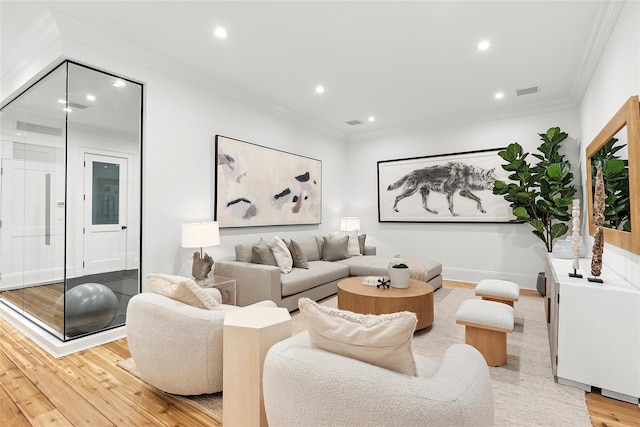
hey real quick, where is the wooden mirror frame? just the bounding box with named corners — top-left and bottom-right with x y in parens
top-left (585, 95), bottom-right (640, 254)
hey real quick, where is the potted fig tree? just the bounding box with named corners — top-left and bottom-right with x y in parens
top-left (493, 127), bottom-right (577, 252)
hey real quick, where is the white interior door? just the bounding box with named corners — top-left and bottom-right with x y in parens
top-left (0, 158), bottom-right (65, 289)
top-left (83, 153), bottom-right (128, 275)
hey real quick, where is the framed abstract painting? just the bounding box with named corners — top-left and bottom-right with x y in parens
top-left (378, 148), bottom-right (513, 223)
top-left (215, 135), bottom-right (322, 228)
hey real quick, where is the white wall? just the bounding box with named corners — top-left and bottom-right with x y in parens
top-left (346, 108), bottom-right (582, 289)
top-left (579, 0), bottom-right (640, 285)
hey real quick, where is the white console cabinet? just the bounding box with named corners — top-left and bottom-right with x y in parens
top-left (546, 254), bottom-right (640, 403)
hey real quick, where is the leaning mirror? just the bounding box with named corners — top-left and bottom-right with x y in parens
top-left (585, 95), bottom-right (640, 254)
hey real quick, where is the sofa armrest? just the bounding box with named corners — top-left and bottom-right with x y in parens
top-left (214, 260), bottom-right (282, 307)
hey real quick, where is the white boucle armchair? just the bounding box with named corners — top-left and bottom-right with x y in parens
top-left (263, 331), bottom-right (494, 427)
top-left (126, 291), bottom-right (276, 395)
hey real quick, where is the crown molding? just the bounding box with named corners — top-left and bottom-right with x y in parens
top-left (346, 98), bottom-right (579, 143)
top-left (48, 9), bottom-right (346, 141)
top-left (569, 0), bottom-right (625, 105)
top-left (1, 8), bottom-right (61, 102)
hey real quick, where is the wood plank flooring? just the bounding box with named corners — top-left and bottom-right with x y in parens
top-left (0, 282), bottom-right (639, 426)
top-left (0, 315), bottom-right (221, 426)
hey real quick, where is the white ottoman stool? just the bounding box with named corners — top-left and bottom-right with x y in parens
top-left (475, 279), bottom-right (520, 307)
top-left (455, 299), bottom-right (514, 366)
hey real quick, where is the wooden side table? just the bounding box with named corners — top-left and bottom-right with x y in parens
top-left (223, 305), bottom-right (292, 427)
top-left (338, 276), bottom-right (434, 330)
top-left (196, 274), bottom-right (236, 305)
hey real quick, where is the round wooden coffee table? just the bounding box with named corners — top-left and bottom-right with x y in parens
top-left (337, 276), bottom-right (434, 330)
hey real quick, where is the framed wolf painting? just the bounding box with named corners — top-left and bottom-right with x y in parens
top-left (215, 135), bottom-right (322, 228)
top-left (378, 148), bottom-right (514, 223)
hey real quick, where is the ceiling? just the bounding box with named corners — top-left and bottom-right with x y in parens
top-left (0, 1), bottom-right (617, 138)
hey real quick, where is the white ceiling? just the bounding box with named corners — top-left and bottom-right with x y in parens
top-left (0, 1), bottom-right (618, 138)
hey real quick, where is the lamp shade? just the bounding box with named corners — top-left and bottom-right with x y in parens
top-left (182, 221), bottom-right (220, 248)
top-left (340, 217), bottom-right (360, 232)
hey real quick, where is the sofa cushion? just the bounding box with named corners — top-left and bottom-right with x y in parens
top-left (358, 233), bottom-right (367, 255)
top-left (269, 236), bottom-right (293, 274)
top-left (252, 238), bottom-right (278, 266)
top-left (147, 274), bottom-right (220, 309)
top-left (235, 243), bottom-right (253, 263)
top-left (281, 261), bottom-right (349, 297)
top-left (336, 255), bottom-right (443, 282)
top-left (294, 236), bottom-right (321, 261)
top-left (298, 298), bottom-right (417, 376)
top-left (322, 235), bottom-right (349, 261)
top-left (331, 230), bottom-right (361, 257)
top-left (286, 239), bottom-right (309, 269)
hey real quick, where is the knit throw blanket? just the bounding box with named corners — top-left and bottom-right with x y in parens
top-left (403, 256), bottom-right (428, 282)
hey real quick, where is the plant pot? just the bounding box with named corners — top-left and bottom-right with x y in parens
top-left (388, 267), bottom-right (410, 289)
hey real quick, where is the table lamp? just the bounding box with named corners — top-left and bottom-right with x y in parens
top-left (182, 221), bottom-right (220, 281)
top-left (340, 217), bottom-right (360, 232)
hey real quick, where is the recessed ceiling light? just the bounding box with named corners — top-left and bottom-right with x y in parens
top-left (214, 27), bottom-right (228, 39)
top-left (63, 107), bottom-right (72, 112)
top-left (315, 85), bottom-right (325, 94)
top-left (495, 92), bottom-right (504, 100)
top-left (57, 99), bottom-right (66, 104)
top-left (368, 116), bottom-right (376, 122)
top-left (113, 80), bottom-right (126, 88)
top-left (86, 94), bottom-right (96, 101)
top-left (478, 40), bottom-right (490, 51)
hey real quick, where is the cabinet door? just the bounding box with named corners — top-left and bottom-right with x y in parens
top-left (557, 282), bottom-right (640, 397)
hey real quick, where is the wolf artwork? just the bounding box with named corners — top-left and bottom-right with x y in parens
top-left (387, 162), bottom-right (497, 217)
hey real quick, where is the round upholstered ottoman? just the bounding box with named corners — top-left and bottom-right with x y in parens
top-left (53, 283), bottom-right (119, 336)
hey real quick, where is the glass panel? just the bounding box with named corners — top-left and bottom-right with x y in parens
top-left (0, 62), bottom-right (67, 340)
top-left (92, 161), bottom-right (120, 225)
top-left (63, 62), bottom-right (142, 339)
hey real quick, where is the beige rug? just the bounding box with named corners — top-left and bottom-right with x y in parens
top-left (118, 286), bottom-right (590, 426)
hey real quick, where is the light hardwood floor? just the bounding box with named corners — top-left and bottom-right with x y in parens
top-left (1, 283), bottom-right (639, 426)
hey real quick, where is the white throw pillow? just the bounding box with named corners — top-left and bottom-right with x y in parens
top-left (331, 230), bottom-right (361, 257)
top-left (269, 236), bottom-right (293, 273)
top-left (147, 274), bottom-right (220, 309)
top-left (298, 298), bottom-right (417, 376)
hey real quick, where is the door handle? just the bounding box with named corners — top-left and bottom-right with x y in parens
top-left (122, 225), bottom-right (128, 230)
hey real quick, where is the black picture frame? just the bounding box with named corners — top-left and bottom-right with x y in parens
top-left (215, 135), bottom-right (322, 228)
top-left (377, 148), bottom-right (513, 223)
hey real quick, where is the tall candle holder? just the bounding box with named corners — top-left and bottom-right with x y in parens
top-left (569, 199), bottom-right (583, 278)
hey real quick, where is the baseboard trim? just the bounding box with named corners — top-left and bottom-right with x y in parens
top-left (0, 299), bottom-right (125, 358)
top-left (443, 267), bottom-right (538, 291)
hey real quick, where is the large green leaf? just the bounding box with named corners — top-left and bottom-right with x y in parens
top-left (551, 223), bottom-right (569, 239)
top-left (513, 206), bottom-right (530, 220)
top-left (493, 180), bottom-right (508, 194)
top-left (529, 218), bottom-right (545, 233)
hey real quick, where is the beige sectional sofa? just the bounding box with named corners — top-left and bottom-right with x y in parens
top-left (214, 235), bottom-right (442, 312)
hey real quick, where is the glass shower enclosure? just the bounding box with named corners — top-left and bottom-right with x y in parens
top-left (0, 60), bottom-right (142, 344)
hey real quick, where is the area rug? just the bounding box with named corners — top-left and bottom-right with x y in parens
top-left (119, 285), bottom-right (591, 426)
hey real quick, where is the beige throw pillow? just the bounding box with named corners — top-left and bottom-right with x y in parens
top-left (298, 298), bottom-right (417, 376)
top-left (331, 230), bottom-right (361, 257)
top-left (252, 238), bottom-right (278, 266)
top-left (286, 239), bottom-right (309, 269)
top-left (358, 233), bottom-right (367, 255)
top-left (269, 236), bottom-right (293, 273)
top-left (322, 235), bottom-right (349, 261)
top-left (147, 274), bottom-right (220, 309)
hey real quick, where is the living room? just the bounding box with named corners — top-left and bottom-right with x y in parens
top-left (1, 1), bottom-right (640, 426)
